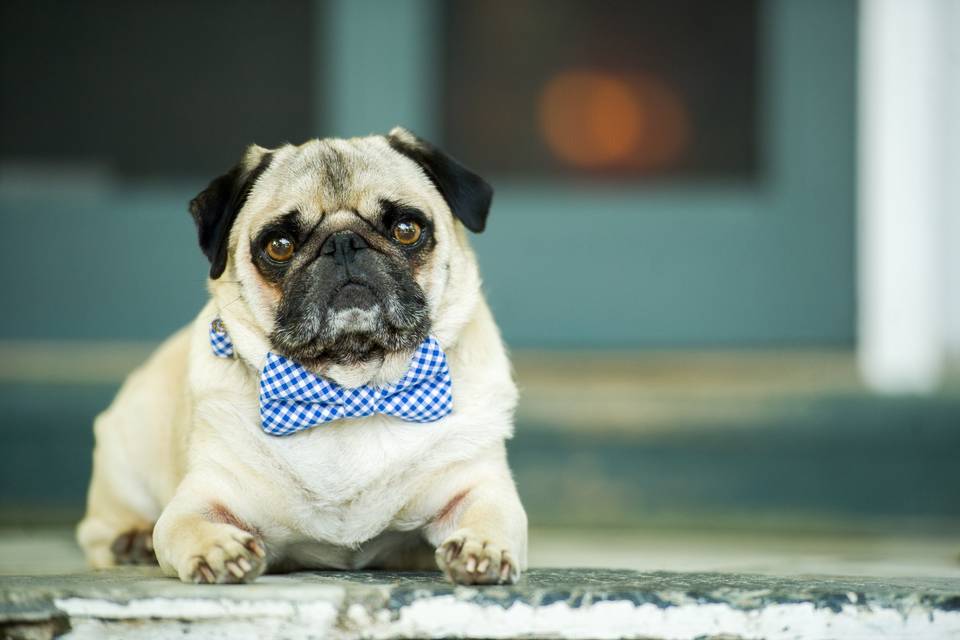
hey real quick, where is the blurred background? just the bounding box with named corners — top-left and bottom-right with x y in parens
top-left (1, 0), bottom-right (958, 575)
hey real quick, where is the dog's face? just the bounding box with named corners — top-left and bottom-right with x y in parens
top-left (189, 128), bottom-right (492, 369)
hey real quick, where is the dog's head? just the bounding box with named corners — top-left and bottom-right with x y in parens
top-left (189, 128), bottom-right (491, 373)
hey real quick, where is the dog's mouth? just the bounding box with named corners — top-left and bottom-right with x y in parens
top-left (270, 276), bottom-right (429, 368)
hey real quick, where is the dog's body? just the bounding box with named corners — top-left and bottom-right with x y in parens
top-left (77, 129), bottom-right (527, 584)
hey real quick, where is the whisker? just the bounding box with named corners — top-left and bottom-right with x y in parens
top-left (218, 294), bottom-right (245, 310)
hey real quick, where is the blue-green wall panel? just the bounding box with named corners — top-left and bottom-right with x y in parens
top-left (318, 0), bottom-right (858, 347)
top-left (0, 0), bottom-right (856, 347)
top-left (323, 0), bottom-right (438, 138)
top-left (0, 188), bottom-right (208, 340)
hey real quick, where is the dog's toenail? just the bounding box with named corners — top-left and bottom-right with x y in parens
top-left (200, 565), bottom-right (215, 583)
top-left (226, 561), bottom-right (244, 579)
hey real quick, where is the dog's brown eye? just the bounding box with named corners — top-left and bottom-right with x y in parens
top-left (392, 220), bottom-right (422, 245)
top-left (265, 236), bottom-right (295, 262)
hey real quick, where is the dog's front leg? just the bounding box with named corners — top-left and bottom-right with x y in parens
top-left (153, 473), bottom-right (267, 583)
top-left (421, 452), bottom-right (528, 585)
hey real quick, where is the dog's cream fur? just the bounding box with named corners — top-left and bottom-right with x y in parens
top-left (77, 130), bottom-right (527, 584)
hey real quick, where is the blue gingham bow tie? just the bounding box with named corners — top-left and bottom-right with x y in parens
top-left (209, 317), bottom-right (453, 436)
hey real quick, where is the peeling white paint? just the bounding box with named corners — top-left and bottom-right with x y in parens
top-left (45, 591), bottom-right (960, 639)
top-left (55, 597), bottom-right (339, 640)
top-left (63, 618), bottom-right (334, 640)
top-left (55, 596), bottom-right (298, 619)
top-left (354, 596), bottom-right (960, 640)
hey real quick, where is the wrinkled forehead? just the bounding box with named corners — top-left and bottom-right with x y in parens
top-left (249, 136), bottom-right (436, 224)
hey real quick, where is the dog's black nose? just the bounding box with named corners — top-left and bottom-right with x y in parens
top-left (321, 231), bottom-right (368, 266)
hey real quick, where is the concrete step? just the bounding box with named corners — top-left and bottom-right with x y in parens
top-left (2, 568), bottom-right (959, 640)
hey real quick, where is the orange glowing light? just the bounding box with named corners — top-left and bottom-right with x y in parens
top-left (539, 71), bottom-right (644, 168)
top-left (538, 69), bottom-right (690, 172)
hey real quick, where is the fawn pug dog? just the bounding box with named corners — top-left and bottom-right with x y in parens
top-left (77, 128), bottom-right (527, 585)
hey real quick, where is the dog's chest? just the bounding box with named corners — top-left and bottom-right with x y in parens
top-left (260, 417), bottom-right (451, 543)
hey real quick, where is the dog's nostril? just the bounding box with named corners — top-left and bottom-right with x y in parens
top-left (321, 231), bottom-right (368, 265)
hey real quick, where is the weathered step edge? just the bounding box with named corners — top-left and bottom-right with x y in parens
top-left (2, 569), bottom-right (959, 639)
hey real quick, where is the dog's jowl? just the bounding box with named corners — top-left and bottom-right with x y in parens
top-left (77, 128), bottom-right (527, 585)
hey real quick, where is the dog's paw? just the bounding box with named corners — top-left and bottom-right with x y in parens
top-left (180, 526), bottom-right (266, 584)
top-left (110, 527), bottom-right (157, 566)
top-left (436, 529), bottom-right (520, 585)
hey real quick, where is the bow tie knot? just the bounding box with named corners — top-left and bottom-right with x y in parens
top-left (209, 318), bottom-right (453, 436)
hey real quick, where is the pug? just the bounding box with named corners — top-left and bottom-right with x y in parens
top-left (76, 128), bottom-right (527, 585)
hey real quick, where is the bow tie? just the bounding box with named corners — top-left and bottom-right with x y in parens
top-left (209, 317), bottom-right (453, 436)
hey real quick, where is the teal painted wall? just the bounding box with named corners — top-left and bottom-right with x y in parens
top-left (0, 0), bottom-right (856, 348)
top-left (11, 2), bottom-right (947, 530)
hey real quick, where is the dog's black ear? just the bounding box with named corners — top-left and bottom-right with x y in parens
top-left (189, 146), bottom-right (274, 279)
top-left (387, 127), bottom-right (493, 233)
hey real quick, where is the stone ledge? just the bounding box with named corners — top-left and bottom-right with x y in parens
top-left (2, 568), bottom-right (959, 639)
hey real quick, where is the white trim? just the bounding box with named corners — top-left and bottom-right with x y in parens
top-left (944, 1), bottom-right (960, 365)
top-left (858, 0), bottom-right (958, 391)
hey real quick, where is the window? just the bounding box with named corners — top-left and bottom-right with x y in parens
top-left (0, 0), bottom-right (317, 178)
top-left (441, 0), bottom-right (760, 180)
